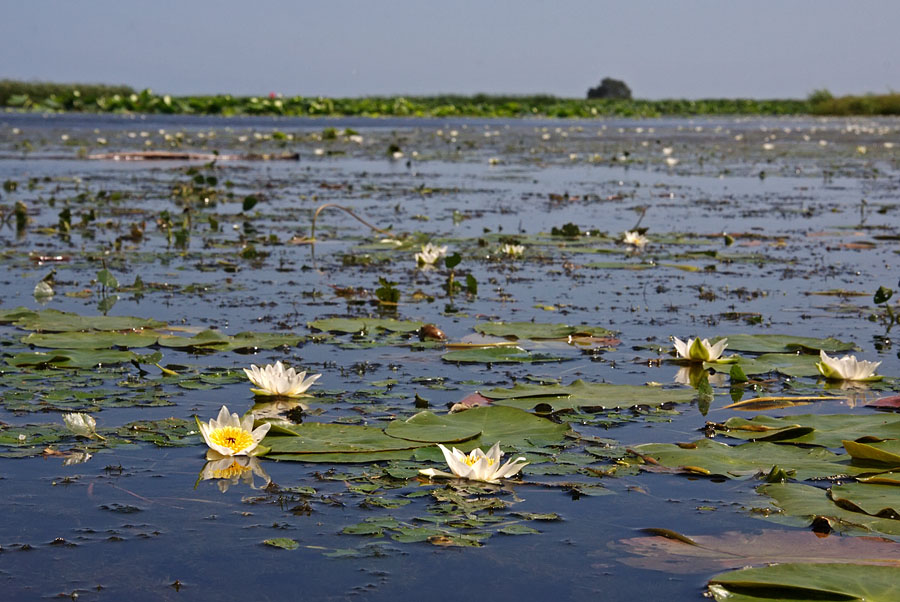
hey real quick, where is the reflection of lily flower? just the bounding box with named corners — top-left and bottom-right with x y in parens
top-left (198, 406), bottom-right (270, 457)
top-left (415, 243), bottom-right (448, 267)
top-left (673, 336), bottom-right (728, 362)
top-left (500, 243), bottom-right (525, 257)
top-left (816, 350), bottom-right (882, 382)
top-left (63, 413), bottom-right (103, 440)
top-left (199, 455), bottom-right (271, 493)
top-left (674, 366), bottom-right (728, 388)
top-left (419, 442), bottom-right (528, 484)
top-left (244, 361), bottom-right (321, 397)
top-left (623, 231), bottom-right (648, 248)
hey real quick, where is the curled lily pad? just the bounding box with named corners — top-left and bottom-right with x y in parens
top-left (758, 483), bottom-right (900, 537)
top-left (714, 414), bottom-right (900, 448)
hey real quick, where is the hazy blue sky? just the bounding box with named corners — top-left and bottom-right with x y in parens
top-left (2, 1), bottom-right (897, 99)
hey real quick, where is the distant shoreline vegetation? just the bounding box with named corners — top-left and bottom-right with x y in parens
top-left (1, 80), bottom-right (898, 118)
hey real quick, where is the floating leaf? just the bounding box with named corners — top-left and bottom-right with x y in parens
top-left (307, 318), bottom-right (423, 334)
top-left (843, 439), bottom-right (900, 467)
top-left (628, 439), bottom-right (868, 481)
top-left (716, 334), bottom-right (856, 354)
top-left (481, 379), bottom-right (696, 412)
top-left (385, 406), bottom-right (569, 448)
top-left (8, 349), bottom-right (138, 369)
top-left (619, 528), bottom-right (900, 573)
top-left (708, 563), bottom-right (900, 602)
top-left (442, 346), bottom-right (567, 364)
top-left (829, 482), bottom-right (900, 518)
top-left (713, 414), bottom-right (900, 448)
top-left (263, 538), bottom-right (299, 550)
top-left (473, 321), bottom-right (615, 340)
top-left (9, 308), bottom-right (165, 332)
top-left (264, 423), bottom-right (427, 455)
top-left (757, 483), bottom-right (900, 537)
top-left (21, 331), bottom-right (159, 349)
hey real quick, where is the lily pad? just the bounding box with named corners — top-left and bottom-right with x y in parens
top-left (308, 318), bottom-right (423, 334)
top-left (708, 353), bottom-right (823, 377)
top-left (757, 483), bottom-right (900, 537)
top-left (714, 414), bottom-right (900, 448)
top-left (628, 439), bottom-right (868, 481)
top-left (264, 423), bottom-right (428, 455)
top-left (21, 331), bottom-right (160, 349)
top-left (829, 482), bottom-right (900, 518)
top-left (385, 405), bottom-right (569, 448)
top-left (708, 563), bottom-right (900, 602)
top-left (481, 379), bottom-right (696, 411)
top-left (618, 528), bottom-right (900, 573)
top-left (441, 346), bottom-right (567, 364)
top-left (473, 321), bottom-right (615, 340)
top-left (717, 334), bottom-right (856, 354)
top-left (7, 349), bottom-right (139, 369)
top-left (10, 308), bottom-right (165, 332)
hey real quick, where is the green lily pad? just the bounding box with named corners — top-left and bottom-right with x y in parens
top-left (263, 538), bottom-right (299, 550)
top-left (441, 346), bottom-right (567, 364)
top-left (757, 483), bottom-right (900, 537)
top-left (717, 334), bottom-right (856, 354)
top-left (21, 331), bottom-right (160, 349)
top-left (267, 450), bottom-right (415, 463)
top-left (708, 353), bottom-right (823, 377)
top-left (708, 563), bottom-right (900, 602)
top-left (714, 414), bottom-right (900, 448)
top-left (629, 439), bottom-right (868, 481)
top-left (8, 349), bottom-right (139, 369)
top-left (264, 422), bottom-right (428, 455)
top-left (308, 318), bottom-right (423, 334)
top-left (829, 482), bottom-right (900, 518)
top-left (10, 308), bottom-right (166, 332)
top-left (474, 321), bottom-right (615, 340)
top-left (481, 379), bottom-right (696, 411)
top-left (385, 405), bottom-right (569, 448)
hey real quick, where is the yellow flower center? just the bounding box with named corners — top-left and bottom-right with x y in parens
top-left (208, 426), bottom-right (255, 454)
top-left (211, 460), bottom-right (250, 479)
top-left (463, 451), bottom-right (495, 467)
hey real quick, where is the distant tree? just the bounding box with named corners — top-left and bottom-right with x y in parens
top-left (587, 78), bottom-right (632, 100)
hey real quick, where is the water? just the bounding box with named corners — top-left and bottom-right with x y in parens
top-left (0, 112), bottom-right (898, 600)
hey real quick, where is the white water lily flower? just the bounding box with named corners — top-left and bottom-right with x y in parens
top-left (63, 413), bottom-right (100, 439)
top-left (199, 455), bottom-right (271, 493)
top-left (673, 336), bottom-right (728, 362)
top-left (419, 442), bottom-right (528, 484)
top-left (623, 231), bottom-right (648, 248)
top-left (415, 242), bottom-right (448, 267)
top-left (244, 361), bottom-right (321, 397)
top-left (500, 243), bottom-right (524, 256)
top-left (34, 281), bottom-right (54, 298)
top-left (197, 405), bottom-right (270, 457)
top-left (816, 350), bottom-right (882, 382)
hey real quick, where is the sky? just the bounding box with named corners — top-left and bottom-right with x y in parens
top-left (2, 1), bottom-right (898, 99)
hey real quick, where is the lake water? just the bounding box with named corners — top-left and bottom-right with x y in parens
top-left (0, 111), bottom-right (898, 601)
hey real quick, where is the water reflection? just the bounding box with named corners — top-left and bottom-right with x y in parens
top-left (198, 455), bottom-right (271, 493)
top-left (673, 365), bottom-right (727, 388)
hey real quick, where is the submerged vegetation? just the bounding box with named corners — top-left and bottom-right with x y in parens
top-left (2, 79), bottom-right (898, 117)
